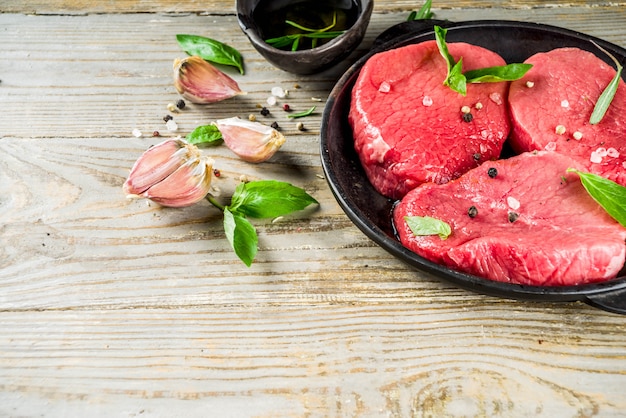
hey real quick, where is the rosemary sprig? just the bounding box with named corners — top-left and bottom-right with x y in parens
top-left (265, 12), bottom-right (344, 51)
top-left (589, 41), bottom-right (624, 125)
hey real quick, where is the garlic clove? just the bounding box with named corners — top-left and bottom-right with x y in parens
top-left (123, 138), bottom-right (190, 196)
top-left (215, 117), bottom-right (286, 163)
top-left (173, 56), bottom-right (244, 104)
top-left (143, 156), bottom-right (214, 208)
top-left (124, 138), bottom-right (213, 207)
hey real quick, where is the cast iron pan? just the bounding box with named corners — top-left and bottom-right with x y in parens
top-left (320, 20), bottom-right (626, 315)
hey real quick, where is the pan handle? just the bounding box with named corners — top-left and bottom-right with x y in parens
top-left (586, 288), bottom-right (626, 315)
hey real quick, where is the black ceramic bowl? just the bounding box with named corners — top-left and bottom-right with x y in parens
top-left (236, 0), bottom-right (374, 75)
top-left (320, 20), bottom-right (626, 315)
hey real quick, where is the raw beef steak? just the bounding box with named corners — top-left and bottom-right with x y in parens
top-left (349, 40), bottom-right (511, 200)
top-left (393, 151), bottom-right (626, 286)
top-left (508, 47), bottom-right (626, 186)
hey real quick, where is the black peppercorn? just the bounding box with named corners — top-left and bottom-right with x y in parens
top-left (488, 167), bottom-right (498, 178)
top-left (468, 206), bottom-right (478, 218)
top-left (508, 212), bottom-right (519, 223)
top-left (260, 107), bottom-right (270, 116)
top-left (271, 121), bottom-right (280, 130)
top-left (163, 114), bottom-right (173, 122)
top-left (176, 99), bottom-right (186, 109)
top-left (473, 153), bottom-right (481, 161)
top-left (462, 112), bottom-right (474, 122)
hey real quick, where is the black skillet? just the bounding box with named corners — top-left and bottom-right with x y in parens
top-left (320, 20), bottom-right (626, 315)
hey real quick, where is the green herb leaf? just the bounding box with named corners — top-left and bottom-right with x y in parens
top-left (434, 26), bottom-right (467, 96)
top-left (464, 63), bottom-right (533, 83)
top-left (176, 34), bottom-right (244, 74)
top-left (405, 216), bottom-right (452, 240)
top-left (223, 207), bottom-right (258, 267)
top-left (434, 25), bottom-right (532, 96)
top-left (230, 180), bottom-right (318, 219)
top-left (408, 0), bottom-right (433, 21)
top-left (265, 11), bottom-right (344, 51)
top-left (186, 124), bottom-right (223, 146)
top-left (567, 169), bottom-right (626, 227)
top-left (589, 42), bottom-right (623, 125)
top-left (287, 106), bottom-right (316, 119)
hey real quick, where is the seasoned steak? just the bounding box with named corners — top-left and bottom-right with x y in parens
top-left (393, 151), bottom-right (626, 286)
top-left (508, 47), bottom-right (626, 186)
top-left (349, 40), bottom-right (511, 200)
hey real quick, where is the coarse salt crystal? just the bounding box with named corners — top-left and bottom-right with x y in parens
top-left (561, 100), bottom-right (569, 108)
top-left (379, 81), bottom-right (391, 93)
top-left (595, 147), bottom-right (608, 157)
top-left (607, 147), bottom-right (620, 158)
top-left (545, 141), bottom-right (557, 151)
top-left (266, 96), bottom-right (277, 106)
top-left (590, 151), bottom-right (603, 163)
top-left (271, 86), bottom-right (286, 98)
top-left (489, 92), bottom-right (503, 105)
top-left (132, 128), bottom-right (142, 138)
top-left (507, 196), bottom-right (520, 210)
top-left (526, 80), bottom-right (535, 88)
top-left (422, 96), bottom-right (433, 106)
top-left (165, 119), bottom-right (178, 131)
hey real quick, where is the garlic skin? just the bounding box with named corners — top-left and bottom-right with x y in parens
top-left (123, 138), bottom-right (214, 208)
top-left (173, 56), bottom-right (244, 104)
top-left (215, 117), bottom-right (286, 163)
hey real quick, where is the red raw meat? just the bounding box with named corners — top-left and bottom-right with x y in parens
top-left (393, 151), bottom-right (626, 286)
top-left (349, 40), bottom-right (511, 200)
top-left (508, 47), bottom-right (626, 186)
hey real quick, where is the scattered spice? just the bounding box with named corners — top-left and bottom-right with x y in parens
top-left (296, 121), bottom-right (305, 131)
top-left (468, 206), bottom-right (478, 218)
top-left (487, 167), bottom-right (498, 178)
top-left (176, 99), bottom-right (186, 109)
top-left (267, 96), bottom-right (277, 106)
top-left (248, 114), bottom-right (257, 122)
top-left (271, 121), bottom-right (280, 130)
top-left (508, 211), bottom-right (520, 223)
top-left (167, 103), bottom-right (178, 112)
top-left (260, 107), bottom-right (270, 117)
top-left (473, 153), bottom-right (481, 161)
top-left (573, 131), bottom-right (583, 140)
top-left (153, 131), bottom-right (160, 137)
top-left (461, 105), bottom-right (471, 114)
top-left (163, 114), bottom-right (173, 122)
top-left (165, 119), bottom-right (178, 131)
top-left (132, 128), bottom-right (143, 138)
top-left (271, 86), bottom-right (286, 98)
top-left (213, 168), bottom-right (221, 177)
top-left (283, 104), bottom-right (291, 111)
top-left (475, 102), bottom-right (483, 110)
top-left (462, 112), bottom-right (474, 123)
top-left (555, 125), bottom-right (566, 135)
top-left (525, 80), bottom-right (535, 88)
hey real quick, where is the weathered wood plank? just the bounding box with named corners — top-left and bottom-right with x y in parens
top-left (2, 5), bottom-right (626, 418)
top-left (2, 0), bottom-right (626, 15)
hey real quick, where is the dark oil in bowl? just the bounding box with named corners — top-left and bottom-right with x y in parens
top-left (253, 0), bottom-right (360, 50)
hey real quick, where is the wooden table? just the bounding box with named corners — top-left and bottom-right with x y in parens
top-left (1, 1), bottom-right (626, 416)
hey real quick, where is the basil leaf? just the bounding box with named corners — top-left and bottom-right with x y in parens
top-left (589, 42), bottom-right (623, 125)
top-left (567, 169), bottom-right (626, 227)
top-left (176, 34), bottom-right (244, 74)
top-left (434, 26), bottom-right (467, 96)
top-left (287, 106), bottom-right (316, 119)
top-left (186, 124), bottom-right (223, 146)
top-left (230, 180), bottom-right (318, 219)
top-left (408, 0), bottom-right (433, 21)
top-left (464, 63), bottom-right (533, 83)
top-left (223, 207), bottom-right (258, 267)
top-left (405, 216), bottom-right (452, 240)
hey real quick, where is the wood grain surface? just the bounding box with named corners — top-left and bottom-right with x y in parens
top-left (1, 1), bottom-right (626, 417)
